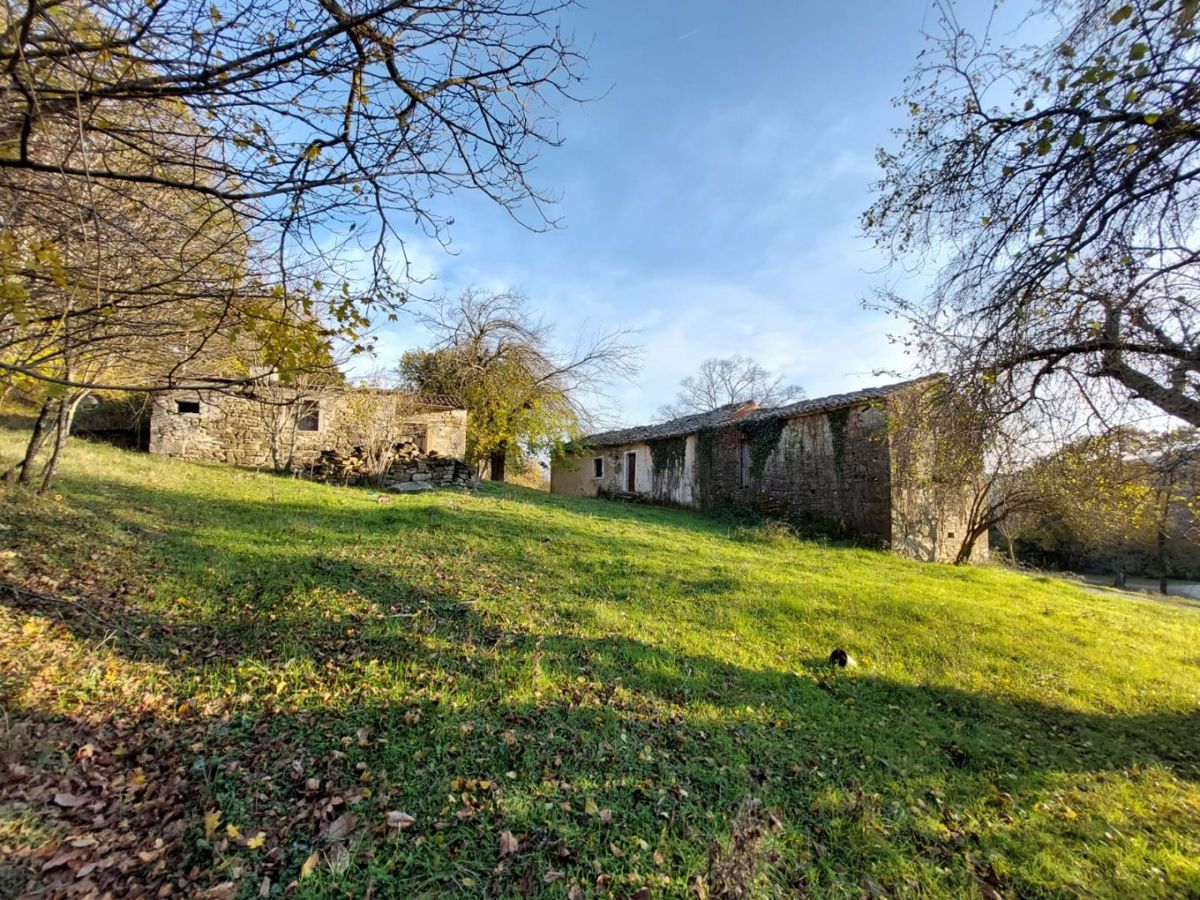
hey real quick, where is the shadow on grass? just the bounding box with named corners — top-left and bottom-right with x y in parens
top-left (3, 464), bottom-right (1199, 896)
top-left (4, 624), bottom-right (1198, 896)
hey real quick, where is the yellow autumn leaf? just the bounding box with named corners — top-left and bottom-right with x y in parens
top-left (226, 823), bottom-right (241, 839)
top-left (246, 831), bottom-right (266, 849)
top-left (204, 810), bottom-right (221, 837)
top-left (584, 797), bottom-right (599, 816)
top-left (300, 850), bottom-right (319, 879)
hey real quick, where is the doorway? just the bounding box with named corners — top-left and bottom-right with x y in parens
top-left (625, 451), bottom-right (637, 492)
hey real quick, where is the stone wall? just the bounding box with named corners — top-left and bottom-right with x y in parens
top-left (698, 405), bottom-right (893, 544)
top-left (148, 388), bottom-right (467, 470)
top-left (383, 457), bottom-right (476, 491)
top-left (550, 396), bottom-right (981, 561)
top-left (550, 436), bottom-right (697, 506)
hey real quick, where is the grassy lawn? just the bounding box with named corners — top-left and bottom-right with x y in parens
top-left (1, 426), bottom-right (1198, 898)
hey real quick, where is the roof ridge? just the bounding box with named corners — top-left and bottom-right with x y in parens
top-left (574, 376), bottom-right (938, 449)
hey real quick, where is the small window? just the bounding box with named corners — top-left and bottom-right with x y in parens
top-left (176, 400), bottom-right (200, 415)
top-left (296, 403), bottom-right (320, 432)
top-left (592, 457), bottom-right (604, 478)
top-left (739, 439), bottom-right (753, 488)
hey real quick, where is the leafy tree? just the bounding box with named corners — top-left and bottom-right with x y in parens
top-left (398, 290), bottom-right (639, 480)
top-left (1017, 427), bottom-right (1199, 587)
top-left (865, 0), bottom-right (1200, 427)
top-left (657, 356), bottom-right (804, 419)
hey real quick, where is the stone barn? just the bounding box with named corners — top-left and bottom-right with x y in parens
top-left (141, 386), bottom-right (471, 487)
top-left (550, 378), bottom-right (984, 562)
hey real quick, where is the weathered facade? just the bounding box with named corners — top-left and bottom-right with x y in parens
top-left (551, 379), bottom-right (985, 563)
top-left (146, 387), bottom-right (467, 471)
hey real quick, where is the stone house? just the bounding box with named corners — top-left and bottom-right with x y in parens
top-left (550, 378), bottom-right (985, 562)
top-left (142, 386), bottom-right (469, 485)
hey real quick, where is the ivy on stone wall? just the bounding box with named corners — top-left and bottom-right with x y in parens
top-left (740, 417), bottom-right (786, 481)
top-left (695, 427), bottom-right (717, 509)
top-left (828, 407), bottom-right (850, 475)
top-left (648, 435), bottom-right (687, 475)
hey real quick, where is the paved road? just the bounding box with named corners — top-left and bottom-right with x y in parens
top-left (1079, 574), bottom-right (1200, 601)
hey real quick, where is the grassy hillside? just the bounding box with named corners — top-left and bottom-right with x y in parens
top-left (1, 427), bottom-right (1198, 898)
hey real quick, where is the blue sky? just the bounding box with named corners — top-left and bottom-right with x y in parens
top-left (368, 0), bottom-right (962, 427)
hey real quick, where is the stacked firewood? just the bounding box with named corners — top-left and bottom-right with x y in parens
top-left (309, 439), bottom-right (442, 484)
top-left (309, 449), bottom-right (369, 484)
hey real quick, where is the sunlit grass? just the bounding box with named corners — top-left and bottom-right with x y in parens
top-left (1, 426), bottom-right (1198, 898)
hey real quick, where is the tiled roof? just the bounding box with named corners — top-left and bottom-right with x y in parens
top-left (577, 401), bottom-right (758, 448)
top-left (738, 376), bottom-right (937, 425)
top-left (577, 377), bottom-right (937, 449)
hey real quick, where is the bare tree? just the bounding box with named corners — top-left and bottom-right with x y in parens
top-left (399, 289), bottom-right (640, 481)
top-left (865, 0), bottom-right (1200, 428)
top-left (1, 0), bottom-right (582, 490)
top-left (657, 356), bottom-right (804, 419)
top-left (0, 0), bottom-right (582, 394)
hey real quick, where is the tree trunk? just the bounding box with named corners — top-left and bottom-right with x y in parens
top-left (37, 391), bottom-right (87, 495)
top-left (954, 522), bottom-right (990, 565)
top-left (6, 398), bottom-right (54, 485)
top-left (1156, 493), bottom-right (1170, 595)
top-left (488, 443), bottom-right (507, 482)
top-left (1113, 559), bottom-right (1127, 589)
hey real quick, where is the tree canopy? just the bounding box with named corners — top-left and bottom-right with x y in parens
top-left (0, 0), bottom-right (582, 489)
top-left (865, 0), bottom-right (1200, 427)
top-left (398, 289), bottom-right (639, 480)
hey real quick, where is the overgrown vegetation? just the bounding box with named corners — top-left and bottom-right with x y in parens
top-left (648, 436), bottom-right (687, 477)
top-left (1, 426), bottom-right (1198, 898)
top-left (739, 418), bottom-right (787, 483)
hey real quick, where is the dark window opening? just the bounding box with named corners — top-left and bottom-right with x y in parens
top-left (296, 403), bottom-right (320, 432)
top-left (946, 532), bottom-right (955, 539)
top-left (176, 400), bottom-right (200, 415)
top-left (592, 457), bottom-right (604, 478)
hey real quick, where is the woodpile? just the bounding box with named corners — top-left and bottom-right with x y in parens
top-left (309, 439), bottom-right (473, 488)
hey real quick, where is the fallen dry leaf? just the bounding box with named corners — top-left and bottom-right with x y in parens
top-left (246, 831), bottom-right (266, 849)
top-left (328, 842), bottom-right (351, 876)
top-left (584, 797), bottom-right (599, 816)
top-left (499, 829), bottom-right (519, 858)
top-left (326, 811), bottom-right (357, 842)
top-left (543, 870), bottom-right (565, 884)
top-left (386, 811), bottom-right (416, 830)
top-left (599, 808), bottom-right (612, 824)
top-left (568, 886), bottom-right (584, 900)
top-left (53, 792), bottom-right (87, 808)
